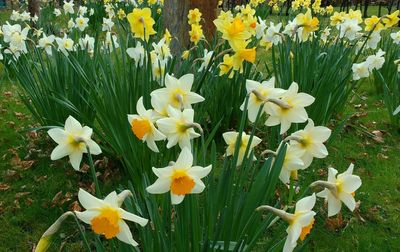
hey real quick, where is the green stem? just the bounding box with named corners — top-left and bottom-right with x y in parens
top-left (73, 214), bottom-right (92, 251)
top-left (86, 146), bottom-right (102, 198)
top-left (288, 177), bottom-right (294, 206)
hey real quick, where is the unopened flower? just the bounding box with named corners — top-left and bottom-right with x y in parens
top-left (47, 116), bottom-right (101, 170)
top-left (312, 164), bottom-right (362, 217)
top-left (257, 193), bottom-right (316, 252)
top-left (147, 148), bottom-right (212, 205)
top-left (223, 131), bottom-right (262, 166)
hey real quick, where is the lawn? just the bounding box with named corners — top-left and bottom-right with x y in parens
top-left (0, 5), bottom-right (400, 252)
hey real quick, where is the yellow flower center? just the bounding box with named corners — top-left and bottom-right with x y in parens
top-left (300, 218), bottom-right (314, 241)
top-left (91, 207), bottom-right (121, 239)
top-left (170, 88), bottom-right (187, 107)
top-left (228, 18), bottom-right (245, 36)
top-left (131, 118), bottom-right (152, 140)
top-left (170, 170), bottom-right (195, 195)
top-left (67, 135), bottom-right (86, 150)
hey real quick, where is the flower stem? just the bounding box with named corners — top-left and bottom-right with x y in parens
top-left (86, 146), bottom-right (102, 198)
top-left (288, 177), bottom-right (294, 206)
top-left (73, 213), bottom-right (92, 251)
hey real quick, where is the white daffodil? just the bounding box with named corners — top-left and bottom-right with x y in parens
top-left (257, 193), bottom-right (316, 252)
top-left (47, 116), bottom-right (101, 170)
top-left (312, 164), bottom-right (362, 217)
top-left (151, 58), bottom-right (168, 84)
top-left (75, 189), bottom-right (148, 246)
top-left (198, 49), bottom-right (214, 72)
top-left (264, 22), bottom-right (282, 45)
top-left (395, 59), bottom-right (400, 73)
top-left (38, 33), bottom-right (55, 55)
top-left (53, 8), bottom-right (62, 17)
top-left (10, 10), bottom-right (21, 21)
top-left (103, 31), bottom-right (119, 51)
top-left (265, 82), bottom-right (315, 134)
top-left (79, 34), bottom-right (95, 54)
top-left (156, 106), bottom-right (201, 149)
top-left (55, 35), bottom-right (75, 56)
top-left (352, 61), bottom-right (370, 80)
top-left (366, 49), bottom-right (385, 71)
top-left (127, 42), bottom-right (146, 66)
top-left (282, 20), bottom-right (297, 38)
top-left (240, 77), bottom-right (285, 122)
top-left (320, 27), bottom-right (331, 43)
top-left (366, 31), bottom-right (381, 50)
top-left (102, 17), bottom-right (115, 32)
top-left (127, 97), bottom-right (166, 152)
top-left (152, 38), bottom-right (172, 60)
top-left (146, 148), bottom-right (212, 205)
top-left (279, 144), bottom-right (305, 184)
top-left (222, 131), bottom-right (262, 166)
top-left (255, 17), bottom-right (267, 39)
top-left (337, 18), bottom-right (361, 41)
top-left (63, 0), bottom-right (75, 14)
top-left (75, 16), bottom-right (89, 31)
top-left (20, 11), bottom-right (31, 22)
top-left (289, 119), bottom-right (331, 168)
top-left (150, 73), bottom-right (204, 110)
top-left (2, 23), bottom-right (29, 53)
top-left (78, 6), bottom-right (88, 16)
top-left (391, 30), bottom-right (400, 44)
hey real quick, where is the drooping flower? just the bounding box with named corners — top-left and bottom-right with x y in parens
top-left (222, 131), bottom-right (262, 166)
top-left (127, 97), bottom-right (166, 152)
top-left (365, 49), bottom-right (385, 71)
top-left (279, 144), bottom-right (305, 184)
top-left (157, 106), bottom-right (201, 149)
top-left (127, 42), bottom-right (146, 66)
top-left (198, 49), bottom-right (213, 72)
top-left (146, 148), bottom-right (212, 205)
top-left (150, 73), bottom-right (204, 110)
top-left (265, 82), bottom-right (315, 134)
top-left (38, 33), bottom-right (55, 55)
top-left (312, 164), bottom-right (362, 217)
top-left (47, 116), bottom-right (101, 170)
top-left (75, 189), bottom-right (148, 245)
top-left (127, 8), bottom-right (157, 41)
top-left (257, 193), bottom-right (317, 252)
top-left (352, 62), bottom-right (370, 80)
top-left (264, 22), bottom-right (282, 45)
top-left (289, 119), bottom-right (331, 168)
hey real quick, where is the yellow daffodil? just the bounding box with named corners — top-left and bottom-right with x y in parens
top-left (219, 54), bottom-right (235, 78)
top-left (382, 10), bottom-right (399, 28)
top-left (222, 131), bottom-right (262, 166)
top-left (127, 97), bottom-right (166, 152)
top-left (330, 11), bottom-right (345, 26)
top-left (189, 24), bottom-right (204, 45)
top-left (48, 116), bottom-right (101, 171)
top-left (364, 15), bottom-right (384, 31)
top-left (214, 16), bottom-right (252, 50)
top-left (127, 8), bottom-right (156, 41)
top-left (117, 9), bottom-right (126, 20)
top-left (295, 9), bottom-right (319, 41)
top-left (164, 28), bottom-right (172, 45)
top-left (147, 148), bottom-right (212, 205)
top-left (257, 193), bottom-right (316, 252)
top-left (188, 8), bottom-right (202, 25)
top-left (312, 164), bottom-right (362, 217)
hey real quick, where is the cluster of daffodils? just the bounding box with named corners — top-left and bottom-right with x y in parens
top-left (258, 163), bottom-right (362, 252)
top-left (214, 5), bottom-right (258, 77)
top-left (188, 8), bottom-right (204, 45)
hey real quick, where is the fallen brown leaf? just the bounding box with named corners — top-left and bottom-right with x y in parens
top-left (0, 183), bottom-right (10, 191)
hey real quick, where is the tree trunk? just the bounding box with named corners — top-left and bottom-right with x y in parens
top-left (164, 0), bottom-right (191, 57)
top-left (28, 0), bottom-right (40, 18)
top-left (364, 0), bottom-right (369, 18)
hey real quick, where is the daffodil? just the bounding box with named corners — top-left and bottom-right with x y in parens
top-left (382, 10), bottom-right (399, 28)
top-left (240, 77), bottom-right (285, 122)
top-left (264, 22), bottom-right (283, 45)
top-left (365, 49), bottom-right (385, 71)
top-left (289, 119), bottom-right (331, 168)
top-left (188, 8), bottom-right (202, 25)
top-left (146, 148), bottom-right (212, 205)
top-left (75, 16), bottom-right (89, 31)
top-left (55, 35), bottom-right (74, 56)
top-left (75, 189), bottom-right (148, 245)
top-left (265, 82), bottom-right (315, 134)
top-left (47, 116), bottom-right (101, 171)
top-left (219, 54), bottom-right (235, 78)
top-left (257, 193), bottom-right (316, 252)
top-left (390, 30), bottom-right (400, 44)
top-left (128, 97), bottom-right (166, 152)
top-left (312, 164), bottom-right (362, 217)
top-left (279, 144), bottom-right (305, 184)
top-left (127, 41), bottom-right (146, 66)
top-left (364, 15), bottom-right (384, 31)
top-left (189, 24), bottom-right (204, 45)
top-left (150, 73), bottom-right (204, 110)
top-left (127, 8), bottom-right (157, 41)
top-left (157, 106), bottom-right (201, 149)
top-left (222, 131), bottom-right (262, 166)
top-left (352, 61), bottom-right (370, 80)
top-left (198, 49), bottom-right (213, 72)
top-left (214, 16), bottom-right (252, 50)
top-left (294, 9), bottom-right (319, 41)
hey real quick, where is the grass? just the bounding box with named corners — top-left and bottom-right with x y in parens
top-left (0, 5), bottom-right (400, 252)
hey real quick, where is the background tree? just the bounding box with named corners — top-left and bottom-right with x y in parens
top-left (28, 0), bottom-right (40, 18)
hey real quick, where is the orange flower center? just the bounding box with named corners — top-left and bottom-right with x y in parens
top-left (228, 18), bottom-right (245, 36)
top-left (300, 218), bottom-right (314, 241)
top-left (131, 118), bottom-right (152, 140)
top-left (250, 22), bottom-right (257, 29)
top-left (91, 207), bottom-right (121, 239)
top-left (170, 170), bottom-right (195, 195)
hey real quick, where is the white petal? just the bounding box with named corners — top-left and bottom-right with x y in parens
top-left (48, 128), bottom-right (67, 144)
top-left (175, 148), bottom-right (193, 168)
top-left (103, 191), bottom-right (119, 207)
top-left (327, 193), bottom-right (342, 217)
top-left (74, 209), bottom-right (99, 224)
top-left (120, 209), bottom-right (148, 226)
top-left (191, 179), bottom-right (206, 193)
top-left (116, 220), bottom-right (138, 246)
top-left (69, 151), bottom-right (83, 171)
top-left (340, 175), bottom-right (362, 193)
top-left (295, 193), bottom-right (316, 213)
top-left (146, 178), bottom-right (171, 194)
top-left (171, 193), bottom-right (185, 205)
top-left (86, 139), bottom-right (102, 155)
top-left (65, 115), bottom-right (82, 133)
top-left (179, 73), bottom-right (194, 90)
top-left (50, 144), bottom-right (71, 160)
top-left (188, 165), bottom-right (212, 179)
top-left (136, 97), bottom-right (147, 116)
top-left (339, 192), bottom-right (356, 211)
top-left (78, 188), bottom-right (105, 210)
